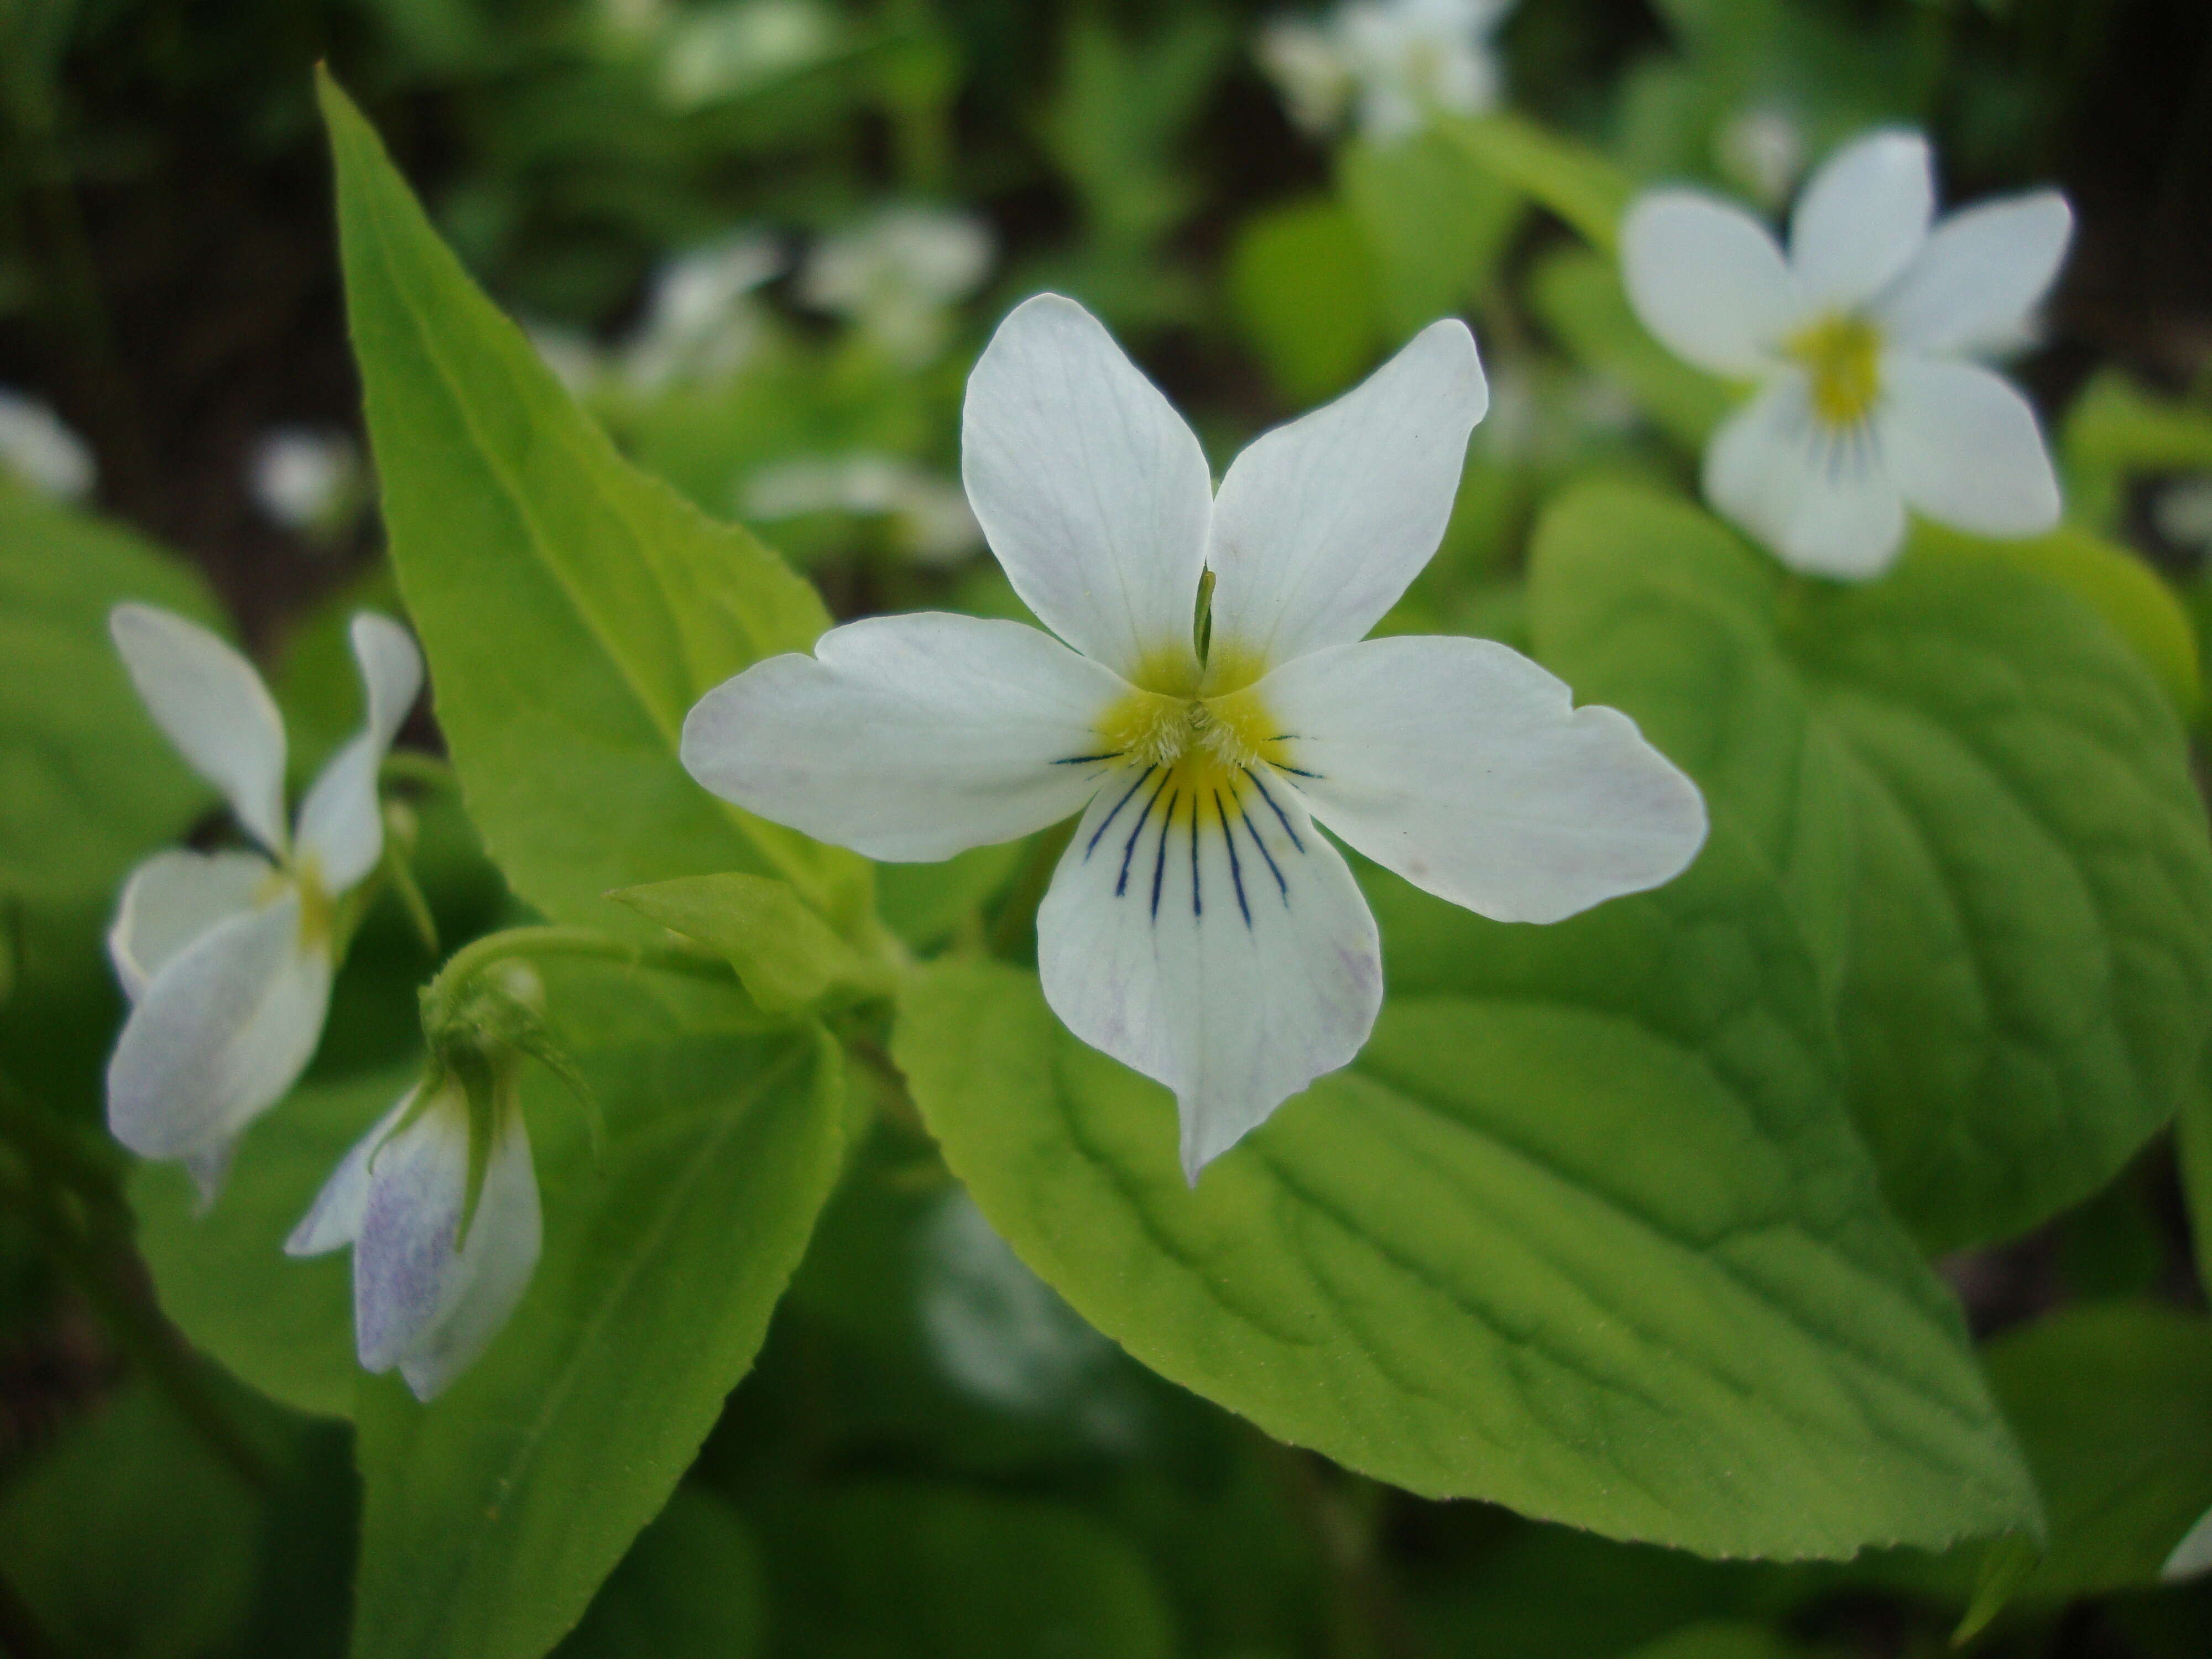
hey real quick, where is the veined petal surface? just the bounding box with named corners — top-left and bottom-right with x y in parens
top-left (1703, 374), bottom-right (1907, 579)
top-left (108, 848), bottom-right (273, 1002)
top-left (287, 1089), bottom-right (412, 1256)
top-left (1620, 192), bottom-right (1802, 377)
top-left (1878, 355), bottom-right (2063, 539)
top-left (1873, 191), bottom-right (2072, 357)
top-left (682, 612), bottom-right (1130, 862)
top-left (1257, 636), bottom-right (1708, 924)
top-left (105, 890), bottom-right (333, 1160)
top-left (295, 613), bottom-right (425, 891)
top-left (960, 294), bottom-right (1213, 681)
top-left (110, 603), bottom-right (289, 856)
top-left (1208, 320), bottom-right (1488, 666)
top-left (1037, 766), bottom-right (1383, 1180)
top-left (1788, 129), bottom-right (1933, 309)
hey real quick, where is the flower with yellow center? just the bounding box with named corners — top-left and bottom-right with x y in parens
top-left (106, 606), bottom-right (421, 1201)
top-left (1621, 128), bottom-right (2071, 578)
top-left (684, 294), bottom-right (1707, 1179)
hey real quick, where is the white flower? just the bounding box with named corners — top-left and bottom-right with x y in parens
top-left (247, 427), bottom-right (362, 534)
top-left (2156, 476), bottom-right (2212, 555)
top-left (106, 607), bottom-right (422, 1199)
top-left (619, 232), bottom-right (782, 394)
top-left (741, 452), bottom-right (983, 564)
top-left (1257, 0), bottom-right (1516, 143)
top-left (0, 387), bottom-right (96, 500)
top-left (2166, 1502), bottom-right (2212, 1582)
top-left (1714, 106), bottom-right (1804, 208)
top-left (287, 1069), bottom-right (540, 1402)
top-left (1622, 128), bottom-right (2070, 579)
top-left (799, 207), bottom-right (994, 368)
top-left (658, 0), bottom-right (839, 110)
top-left (683, 295), bottom-right (1706, 1180)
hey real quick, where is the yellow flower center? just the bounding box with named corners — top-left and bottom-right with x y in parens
top-left (1094, 645), bottom-right (1290, 803)
top-left (1786, 311), bottom-right (1884, 427)
top-left (258, 854), bottom-right (335, 954)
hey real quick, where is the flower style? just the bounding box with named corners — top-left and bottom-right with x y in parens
top-left (682, 295), bottom-right (1707, 1179)
top-left (1257, 0), bottom-right (1517, 143)
top-left (288, 1065), bottom-right (540, 1402)
top-left (106, 606), bottom-right (422, 1198)
top-left (1621, 127), bottom-right (2070, 579)
top-left (799, 206), bottom-right (995, 369)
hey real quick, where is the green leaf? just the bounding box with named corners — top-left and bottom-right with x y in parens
top-left (2178, 1061), bottom-right (2212, 1293)
top-left (1530, 481), bottom-right (2212, 1251)
top-left (555, 1486), bottom-right (763, 1659)
top-left (609, 873), bottom-right (888, 1012)
top-left (2059, 370), bottom-right (2212, 533)
top-left (132, 1063), bottom-right (416, 1421)
top-left (1443, 112), bottom-right (1633, 254)
top-left (895, 840), bottom-right (2039, 1559)
top-left (1980, 1303), bottom-right (2212, 1599)
top-left (1528, 245), bottom-right (1736, 452)
top-left (350, 995), bottom-right (844, 1659)
top-left (318, 72), bottom-right (864, 935)
top-left (1338, 129), bottom-right (1520, 339)
top-left (1619, 1623), bottom-right (1799, 1659)
top-left (1225, 197), bottom-right (1381, 405)
top-left (753, 1481), bottom-right (1175, 1658)
top-left (0, 490), bottom-right (224, 907)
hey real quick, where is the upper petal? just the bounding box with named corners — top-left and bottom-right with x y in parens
top-left (1620, 191), bottom-right (1803, 377)
top-left (395, 1107), bottom-right (542, 1402)
top-left (286, 1088), bottom-right (413, 1256)
top-left (1872, 190), bottom-right (2072, 357)
top-left (1207, 320), bottom-right (1488, 667)
top-left (1254, 636), bottom-right (1708, 924)
top-left (1788, 129), bottom-right (1934, 309)
top-left (682, 612), bottom-right (1130, 862)
top-left (108, 848), bottom-right (273, 1003)
top-left (1036, 764), bottom-right (1383, 1181)
top-left (105, 891), bottom-right (333, 1161)
top-left (1879, 354), bottom-right (2062, 539)
top-left (110, 604), bottom-right (289, 856)
top-left (1703, 374), bottom-right (1908, 579)
top-left (961, 294), bottom-right (1213, 680)
top-left (294, 614), bottom-right (425, 892)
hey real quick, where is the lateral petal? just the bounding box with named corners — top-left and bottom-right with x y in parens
top-left (394, 1108), bottom-right (542, 1402)
top-left (110, 604), bottom-right (289, 856)
top-left (682, 612), bottom-right (1130, 862)
top-left (1255, 636), bottom-right (1708, 924)
top-left (1880, 355), bottom-right (2062, 539)
top-left (1703, 374), bottom-right (1908, 579)
top-left (294, 613), bottom-right (425, 893)
top-left (350, 1091), bottom-right (469, 1376)
top-left (1788, 129), bottom-right (1933, 310)
top-left (105, 891), bottom-right (333, 1161)
top-left (1873, 191), bottom-right (2072, 357)
top-left (1207, 320), bottom-right (1488, 667)
top-left (286, 1089), bottom-right (413, 1256)
top-left (1621, 191), bottom-right (1802, 377)
top-left (960, 294), bottom-right (1213, 681)
top-left (108, 848), bottom-right (273, 1003)
top-left (1036, 766), bottom-right (1383, 1181)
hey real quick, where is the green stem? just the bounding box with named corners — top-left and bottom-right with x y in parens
top-left (379, 749), bottom-right (458, 795)
top-left (426, 924), bottom-right (733, 1008)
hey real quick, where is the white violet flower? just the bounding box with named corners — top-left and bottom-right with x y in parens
top-left (620, 232), bottom-right (783, 394)
top-left (287, 1065), bottom-right (540, 1402)
top-left (106, 607), bottom-right (422, 1199)
top-left (682, 294), bottom-right (1707, 1180)
top-left (1257, 0), bottom-right (1516, 143)
top-left (0, 387), bottom-right (97, 501)
top-left (799, 206), bottom-right (994, 368)
top-left (247, 426), bottom-right (363, 535)
top-left (742, 452), bottom-right (983, 564)
top-left (1622, 127), bottom-right (2070, 579)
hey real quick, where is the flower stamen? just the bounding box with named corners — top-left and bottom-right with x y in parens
top-left (1786, 311), bottom-right (1884, 429)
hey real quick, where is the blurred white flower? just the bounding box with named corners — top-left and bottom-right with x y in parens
top-left (248, 427), bottom-right (362, 536)
top-left (1257, 0), bottom-right (1517, 142)
top-left (2156, 476), bottom-right (2212, 555)
top-left (1714, 106), bottom-right (1805, 208)
top-left (525, 321), bottom-right (609, 401)
top-left (106, 608), bottom-right (422, 1201)
top-left (2166, 1503), bottom-right (2212, 1582)
top-left (1623, 128), bottom-right (2070, 578)
top-left (742, 452), bottom-right (982, 564)
top-left (288, 1065), bottom-right (540, 1402)
top-left (620, 232), bottom-right (782, 393)
top-left (658, 0), bottom-right (839, 110)
top-left (0, 387), bottom-right (96, 500)
top-left (800, 206), bottom-right (994, 368)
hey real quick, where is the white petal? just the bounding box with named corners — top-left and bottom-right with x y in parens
top-left (184, 1141), bottom-right (239, 1211)
top-left (1036, 765), bottom-right (1383, 1181)
top-left (2163, 1503), bottom-right (2212, 1582)
top-left (395, 1108), bottom-right (541, 1402)
top-left (294, 614), bottom-right (424, 893)
top-left (110, 604), bottom-right (289, 855)
top-left (1703, 374), bottom-right (1907, 580)
top-left (1873, 191), bottom-right (2072, 356)
top-left (1255, 637), bottom-right (1708, 924)
top-left (682, 612), bottom-right (1129, 862)
top-left (108, 848), bottom-right (273, 1003)
top-left (1207, 321), bottom-right (1488, 668)
top-left (105, 891), bottom-right (332, 1161)
top-left (1879, 355), bottom-right (2062, 539)
top-left (286, 1090), bottom-right (413, 1256)
top-left (1787, 129), bottom-right (1934, 309)
top-left (1620, 192), bottom-right (1803, 377)
top-left (960, 295), bottom-right (1213, 681)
